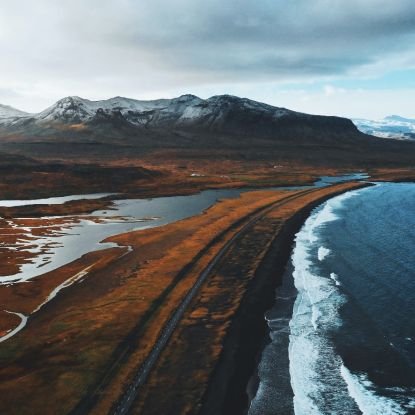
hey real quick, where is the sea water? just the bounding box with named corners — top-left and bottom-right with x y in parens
top-left (251, 183), bottom-right (415, 414)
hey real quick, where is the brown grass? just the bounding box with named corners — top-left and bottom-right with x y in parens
top-left (0, 188), bottom-right (296, 415)
top-left (130, 182), bottom-right (367, 415)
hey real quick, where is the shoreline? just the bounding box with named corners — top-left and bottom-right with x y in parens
top-left (199, 182), bottom-right (373, 415)
top-left (246, 260), bottom-right (296, 414)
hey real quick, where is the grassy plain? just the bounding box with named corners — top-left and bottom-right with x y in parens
top-left (0, 180), bottom-right (368, 415)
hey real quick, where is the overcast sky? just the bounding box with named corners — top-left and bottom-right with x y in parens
top-left (0, 0), bottom-right (414, 118)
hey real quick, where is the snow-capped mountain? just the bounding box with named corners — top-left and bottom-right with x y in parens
top-left (0, 104), bottom-right (30, 119)
top-left (2, 94), bottom-right (415, 169)
top-left (0, 94), bottom-right (361, 143)
top-left (36, 96), bottom-right (170, 123)
top-left (0, 94), bottom-right (298, 128)
top-left (353, 115), bottom-right (415, 140)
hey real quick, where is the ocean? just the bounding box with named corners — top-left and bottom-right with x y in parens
top-left (250, 183), bottom-right (415, 415)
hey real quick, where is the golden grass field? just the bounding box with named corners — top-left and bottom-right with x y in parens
top-left (0, 179), bottom-right (370, 415)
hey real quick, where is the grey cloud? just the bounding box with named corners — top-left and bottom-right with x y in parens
top-left (0, 0), bottom-right (415, 109)
top-left (79, 0), bottom-right (415, 79)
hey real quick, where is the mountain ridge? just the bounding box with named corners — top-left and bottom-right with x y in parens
top-left (3, 93), bottom-right (415, 171)
top-left (0, 94), bottom-right (361, 146)
top-left (353, 115), bottom-right (415, 140)
top-left (0, 103), bottom-right (30, 119)
top-left (0, 93), bottom-right (342, 127)
top-left (0, 94), bottom-right (293, 122)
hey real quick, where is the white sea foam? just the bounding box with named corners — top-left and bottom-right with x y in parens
top-left (340, 364), bottom-right (411, 415)
top-left (317, 246), bottom-right (331, 261)
top-left (289, 190), bottom-right (363, 414)
top-left (288, 187), bottom-right (414, 414)
top-left (330, 272), bottom-right (341, 286)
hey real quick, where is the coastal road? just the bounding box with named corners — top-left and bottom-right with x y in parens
top-left (111, 188), bottom-right (317, 415)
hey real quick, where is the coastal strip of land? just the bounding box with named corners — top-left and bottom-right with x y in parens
top-left (127, 181), bottom-right (372, 415)
top-left (0, 181), bottom-right (370, 415)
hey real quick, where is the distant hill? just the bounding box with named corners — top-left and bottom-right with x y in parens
top-left (353, 115), bottom-right (415, 140)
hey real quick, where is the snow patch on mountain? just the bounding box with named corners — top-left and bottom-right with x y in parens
top-left (0, 93), bottom-right (352, 136)
top-left (0, 104), bottom-right (30, 119)
top-left (36, 96), bottom-right (171, 123)
top-left (353, 115), bottom-right (415, 140)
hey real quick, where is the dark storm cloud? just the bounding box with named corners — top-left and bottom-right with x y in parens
top-left (110, 0), bottom-right (415, 76)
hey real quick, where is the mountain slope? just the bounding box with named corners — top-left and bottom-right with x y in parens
top-left (353, 115), bottom-right (415, 140)
top-left (0, 104), bottom-right (30, 119)
top-left (1, 94), bottom-right (415, 169)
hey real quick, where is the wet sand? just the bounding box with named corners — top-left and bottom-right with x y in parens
top-left (247, 262), bottom-right (296, 415)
